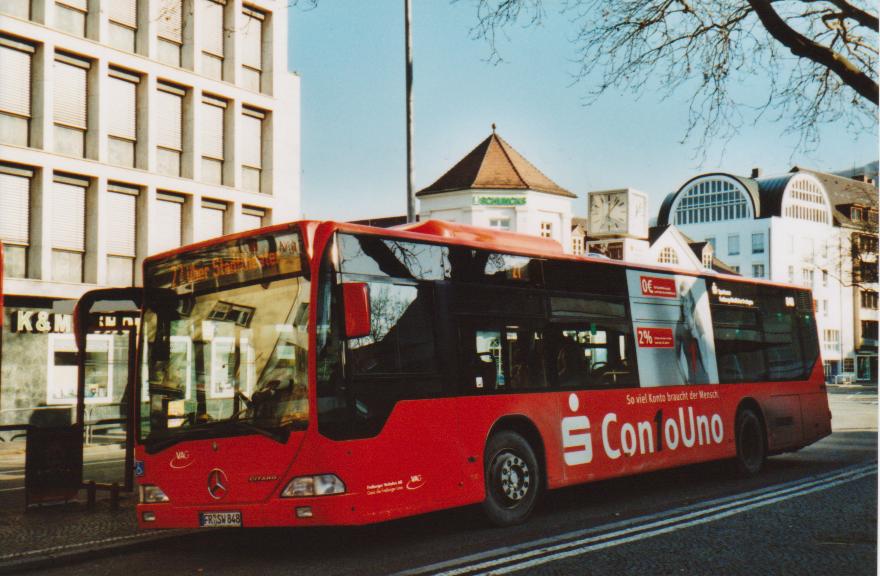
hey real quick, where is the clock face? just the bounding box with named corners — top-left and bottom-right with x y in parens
top-left (590, 192), bottom-right (628, 234)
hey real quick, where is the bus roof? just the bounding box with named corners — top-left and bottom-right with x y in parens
top-left (144, 219), bottom-right (810, 294)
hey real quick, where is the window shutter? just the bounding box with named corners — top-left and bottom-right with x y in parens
top-left (241, 9), bottom-right (263, 70)
top-left (0, 170), bottom-right (31, 245)
top-left (106, 189), bottom-right (137, 257)
top-left (155, 195), bottom-right (183, 253)
top-left (241, 206), bottom-right (263, 231)
top-left (240, 111), bottom-right (262, 168)
top-left (108, 0), bottom-right (137, 27)
top-left (52, 179), bottom-right (86, 252)
top-left (157, 0), bottom-right (183, 43)
top-left (201, 201), bottom-right (225, 239)
top-left (201, 98), bottom-right (225, 160)
top-left (156, 85), bottom-right (183, 150)
top-left (201, 0), bottom-right (224, 56)
top-left (107, 72), bottom-right (137, 140)
top-left (0, 43), bottom-right (32, 117)
top-left (54, 58), bottom-right (88, 129)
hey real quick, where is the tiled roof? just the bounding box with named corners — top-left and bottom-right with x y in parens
top-left (417, 131), bottom-right (576, 198)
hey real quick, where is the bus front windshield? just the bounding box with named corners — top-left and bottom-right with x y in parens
top-left (140, 229), bottom-right (309, 451)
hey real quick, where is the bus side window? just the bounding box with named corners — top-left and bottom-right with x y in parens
top-left (545, 323), bottom-right (638, 389)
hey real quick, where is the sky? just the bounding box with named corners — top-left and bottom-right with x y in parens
top-left (288, 1), bottom-right (878, 222)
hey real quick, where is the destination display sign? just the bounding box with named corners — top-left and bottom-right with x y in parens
top-left (147, 230), bottom-right (303, 293)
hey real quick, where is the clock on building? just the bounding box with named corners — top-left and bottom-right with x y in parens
top-left (588, 189), bottom-right (649, 239)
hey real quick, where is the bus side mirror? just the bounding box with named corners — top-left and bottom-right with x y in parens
top-left (342, 282), bottom-right (371, 339)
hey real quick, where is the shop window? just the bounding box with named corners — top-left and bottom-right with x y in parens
top-left (48, 334), bottom-right (112, 404)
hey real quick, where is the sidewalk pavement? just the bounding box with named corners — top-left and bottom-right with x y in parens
top-left (0, 444), bottom-right (190, 575)
top-left (0, 491), bottom-right (188, 575)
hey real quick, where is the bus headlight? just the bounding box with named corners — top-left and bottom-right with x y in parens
top-left (139, 484), bottom-right (170, 503)
top-left (281, 474), bottom-right (346, 497)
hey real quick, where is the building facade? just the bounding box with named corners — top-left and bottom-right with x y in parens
top-left (417, 130), bottom-right (576, 252)
top-left (656, 168), bottom-right (878, 383)
top-left (0, 0), bottom-right (300, 428)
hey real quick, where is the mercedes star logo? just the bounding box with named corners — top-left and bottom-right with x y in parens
top-left (207, 468), bottom-right (229, 500)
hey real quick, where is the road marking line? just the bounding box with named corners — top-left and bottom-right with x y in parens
top-left (397, 462), bottom-right (876, 576)
top-left (472, 467), bottom-right (876, 575)
top-left (0, 530), bottom-right (190, 562)
top-left (0, 486), bottom-right (24, 493)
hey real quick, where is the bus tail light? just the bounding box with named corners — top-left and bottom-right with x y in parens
top-left (139, 484), bottom-right (170, 503)
top-left (281, 474), bottom-right (346, 497)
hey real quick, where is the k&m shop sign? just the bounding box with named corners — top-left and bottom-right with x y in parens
top-left (10, 310), bottom-right (140, 334)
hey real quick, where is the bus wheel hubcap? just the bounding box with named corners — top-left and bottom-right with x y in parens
top-left (499, 454), bottom-right (530, 502)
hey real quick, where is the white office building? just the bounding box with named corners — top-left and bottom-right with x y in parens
top-left (0, 0), bottom-right (300, 425)
top-left (656, 168), bottom-right (878, 383)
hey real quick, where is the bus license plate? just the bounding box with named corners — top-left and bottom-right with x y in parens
top-left (199, 511), bottom-right (242, 527)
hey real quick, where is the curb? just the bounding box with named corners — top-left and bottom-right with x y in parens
top-left (0, 529), bottom-right (193, 575)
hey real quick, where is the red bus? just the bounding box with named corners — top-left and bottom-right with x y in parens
top-left (131, 220), bottom-right (830, 529)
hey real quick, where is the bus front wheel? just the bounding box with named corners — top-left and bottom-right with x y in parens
top-left (482, 431), bottom-right (540, 527)
top-left (735, 408), bottom-right (766, 477)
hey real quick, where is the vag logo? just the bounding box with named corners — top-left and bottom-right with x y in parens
top-left (170, 450), bottom-right (194, 469)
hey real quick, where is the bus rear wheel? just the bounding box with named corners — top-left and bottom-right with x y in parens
top-left (735, 408), bottom-right (766, 477)
top-left (482, 431), bottom-right (540, 527)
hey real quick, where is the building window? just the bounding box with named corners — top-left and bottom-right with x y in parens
top-left (752, 264), bottom-right (765, 278)
top-left (241, 7), bottom-right (265, 91)
top-left (201, 95), bottom-right (226, 185)
top-left (55, 0), bottom-right (87, 37)
top-left (572, 235), bottom-right (584, 255)
top-left (108, 0), bottom-right (137, 52)
top-left (843, 358), bottom-right (855, 373)
top-left (822, 300), bottom-right (828, 317)
top-left (0, 36), bottom-right (34, 147)
top-left (54, 53), bottom-right (90, 158)
top-left (751, 232), bottom-right (764, 254)
top-left (862, 290), bottom-right (879, 310)
top-left (823, 329), bottom-right (840, 353)
top-left (241, 206), bottom-right (265, 230)
top-left (706, 237), bottom-right (716, 250)
top-left (702, 248), bottom-right (713, 268)
top-left (1, 0), bottom-right (30, 18)
top-left (862, 320), bottom-right (879, 342)
top-left (727, 234), bottom-right (739, 256)
top-left (241, 107), bottom-right (265, 192)
top-left (540, 221), bottom-right (553, 239)
top-left (730, 265), bottom-right (739, 273)
top-left (784, 177), bottom-right (830, 224)
top-left (51, 174), bottom-right (88, 283)
top-left (106, 183), bottom-right (138, 286)
top-left (107, 68), bottom-right (139, 168)
top-left (49, 334), bottom-right (113, 404)
top-left (673, 178), bottom-right (751, 225)
top-left (0, 163), bottom-right (32, 278)
top-left (787, 265), bottom-right (795, 284)
top-left (201, 199), bottom-right (226, 240)
top-left (201, 0), bottom-right (225, 80)
top-left (822, 270), bottom-right (828, 287)
top-left (157, 0), bottom-right (183, 67)
top-left (156, 82), bottom-right (184, 177)
top-left (489, 218), bottom-right (510, 231)
top-left (802, 268), bottom-right (814, 286)
top-left (658, 247), bottom-right (678, 265)
top-left (154, 192), bottom-right (184, 254)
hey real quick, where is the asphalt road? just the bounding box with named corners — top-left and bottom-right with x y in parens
top-left (24, 388), bottom-right (878, 576)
